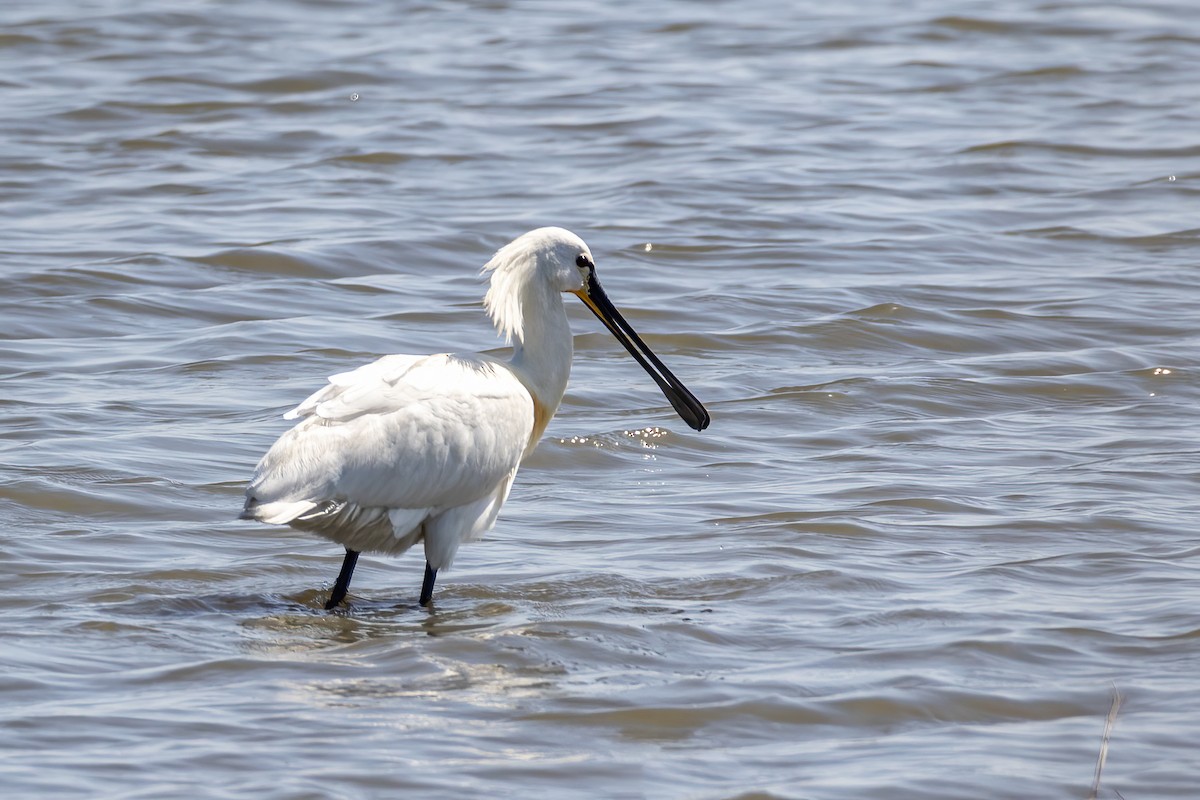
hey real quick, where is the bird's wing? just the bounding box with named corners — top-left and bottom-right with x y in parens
top-left (247, 353), bottom-right (535, 515)
top-left (283, 353), bottom-right (426, 421)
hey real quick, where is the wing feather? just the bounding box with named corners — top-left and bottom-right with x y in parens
top-left (247, 353), bottom-right (535, 518)
top-left (283, 353), bottom-right (426, 421)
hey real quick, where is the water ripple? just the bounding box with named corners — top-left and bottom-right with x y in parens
top-left (2, 0), bottom-right (1198, 798)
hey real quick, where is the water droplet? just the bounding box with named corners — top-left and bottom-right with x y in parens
top-left (350, 93), bottom-right (360, 101)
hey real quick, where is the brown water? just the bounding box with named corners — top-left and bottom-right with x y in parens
top-left (2, 1), bottom-right (1198, 797)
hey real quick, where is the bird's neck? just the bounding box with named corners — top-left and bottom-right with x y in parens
top-left (508, 287), bottom-right (573, 438)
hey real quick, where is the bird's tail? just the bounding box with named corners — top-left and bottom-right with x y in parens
top-left (239, 497), bottom-right (317, 525)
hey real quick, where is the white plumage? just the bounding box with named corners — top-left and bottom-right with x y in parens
top-left (241, 227), bottom-right (708, 608)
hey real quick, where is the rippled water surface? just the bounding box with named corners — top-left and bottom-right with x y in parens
top-left (3, 0), bottom-right (1198, 797)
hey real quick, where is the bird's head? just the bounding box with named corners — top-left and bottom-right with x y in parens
top-left (483, 227), bottom-right (709, 432)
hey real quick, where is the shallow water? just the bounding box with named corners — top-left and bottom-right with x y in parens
top-left (2, 0), bottom-right (1198, 797)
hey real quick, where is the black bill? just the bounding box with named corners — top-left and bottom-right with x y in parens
top-left (575, 271), bottom-right (710, 431)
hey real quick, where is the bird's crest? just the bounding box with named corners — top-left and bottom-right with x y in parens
top-left (481, 241), bottom-right (528, 344)
top-left (481, 227), bottom-right (581, 345)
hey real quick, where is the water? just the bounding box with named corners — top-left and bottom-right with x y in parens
top-left (2, 0), bottom-right (1197, 797)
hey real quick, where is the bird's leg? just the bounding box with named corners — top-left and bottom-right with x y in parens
top-left (419, 561), bottom-right (438, 607)
top-left (325, 548), bottom-right (360, 610)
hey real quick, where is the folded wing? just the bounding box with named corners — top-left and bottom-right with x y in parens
top-left (242, 353), bottom-right (535, 556)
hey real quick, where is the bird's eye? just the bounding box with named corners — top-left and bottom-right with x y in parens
top-left (575, 254), bottom-right (592, 269)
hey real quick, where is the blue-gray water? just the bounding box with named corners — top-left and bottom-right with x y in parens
top-left (2, 1), bottom-right (1197, 797)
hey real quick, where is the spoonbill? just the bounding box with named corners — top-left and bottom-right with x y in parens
top-left (240, 227), bottom-right (709, 608)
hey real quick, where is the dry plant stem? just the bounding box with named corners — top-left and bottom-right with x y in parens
top-left (1087, 684), bottom-right (1123, 800)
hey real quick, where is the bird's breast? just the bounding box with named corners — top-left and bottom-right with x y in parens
top-left (528, 394), bottom-right (557, 453)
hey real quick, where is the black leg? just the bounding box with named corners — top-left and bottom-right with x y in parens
top-left (325, 548), bottom-right (360, 610)
top-left (419, 561), bottom-right (438, 607)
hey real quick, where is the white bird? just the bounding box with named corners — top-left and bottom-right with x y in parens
top-left (240, 227), bottom-right (709, 609)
